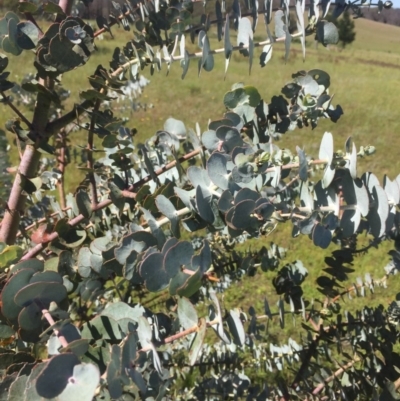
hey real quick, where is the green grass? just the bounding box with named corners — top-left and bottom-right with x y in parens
top-left (2, 15), bottom-right (400, 349)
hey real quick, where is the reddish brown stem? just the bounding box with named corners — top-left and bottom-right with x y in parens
top-left (329, 273), bottom-right (386, 305)
top-left (15, 207), bottom-right (71, 238)
top-left (0, 87), bottom-right (53, 244)
top-left (0, 145), bottom-right (41, 244)
top-left (140, 318), bottom-right (219, 353)
top-left (0, 0), bottom-right (73, 245)
top-left (310, 358), bottom-right (359, 397)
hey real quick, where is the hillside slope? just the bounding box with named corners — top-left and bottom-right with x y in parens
top-left (351, 17), bottom-right (400, 56)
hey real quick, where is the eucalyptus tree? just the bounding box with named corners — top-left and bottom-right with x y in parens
top-left (0, 0), bottom-right (399, 400)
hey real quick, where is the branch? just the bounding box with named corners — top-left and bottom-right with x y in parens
top-left (310, 356), bottom-right (360, 396)
top-left (45, 99), bottom-right (93, 137)
top-left (46, 29), bottom-right (302, 138)
top-left (267, 158), bottom-right (328, 173)
top-left (19, 148), bottom-right (202, 260)
top-left (0, 75), bottom-right (55, 244)
top-left (140, 318), bottom-right (219, 353)
top-left (329, 272), bottom-right (388, 305)
top-left (111, 32), bottom-right (303, 78)
top-left (16, 207), bottom-right (71, 238)
top-left (0, 145), bottom-right (41, 244)
top-left (17, 148), bottom-right (329, 255)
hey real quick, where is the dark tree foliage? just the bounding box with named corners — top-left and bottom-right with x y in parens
top-left (0, 0), bottom-right (399, 400)
top-left (337, 11), bottom-right (356, 48)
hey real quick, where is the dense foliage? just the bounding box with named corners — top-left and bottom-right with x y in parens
top-left (0, 0), bottom-right (399, 400)
top-left (332, 10), bottom-right (356, 47)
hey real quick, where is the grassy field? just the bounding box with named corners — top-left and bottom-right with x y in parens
top-left (2, 14), bottom-right (400, 341)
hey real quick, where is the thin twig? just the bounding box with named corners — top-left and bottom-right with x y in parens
top-left (311, 357), bottom-right (359, 396)
top-left (1, 91), bottom-right (33, 129)
top-left (329, 272), bottom-right (388, 305)
top-left (20, 148), bottom-right (202, 260)
top-left (16, 207), bottom-right (71, 237)
top-left (111, 32), bottom-right (303, 78)
top-left (140, 318), bottom-right (219, 353)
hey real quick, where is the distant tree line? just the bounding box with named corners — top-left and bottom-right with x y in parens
top-left (361, 6), bottom-right (400, 26)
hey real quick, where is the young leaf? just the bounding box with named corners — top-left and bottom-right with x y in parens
top-left (284, 25), bottom-right (292, 63)
top-left (224, 15), bottom-right (232, 77)
top-left (249, 36), bottom-right (254, 74)
top-left (260, 44), bottom-right (272, 67)
top-left (155, 195), bottom-right (180, 238)
top-left (227, 309), bottom-right (245, 346)
top-left (76, 190), bottom-right (92, 219)
top-left (319, 132), bottom-right (335, 188)
top-left (137, 316), bottom-right (152, 348)
top-left (237, 18), bottom-right (253, 54)
top-left (278, 298), bottom-right (285, 329)
top-left (178, 297), bottom-right (198, 330)
top-left (317, 21), bottom-right (339, 46)
top-left (274, 10), bottom-right (285, 38)
top-left (189, 317), bottom-right (207, 365)
top-left (209, 291), bottom-right (231, 344)
top-left (296, 146), bottom-right (308, 182)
